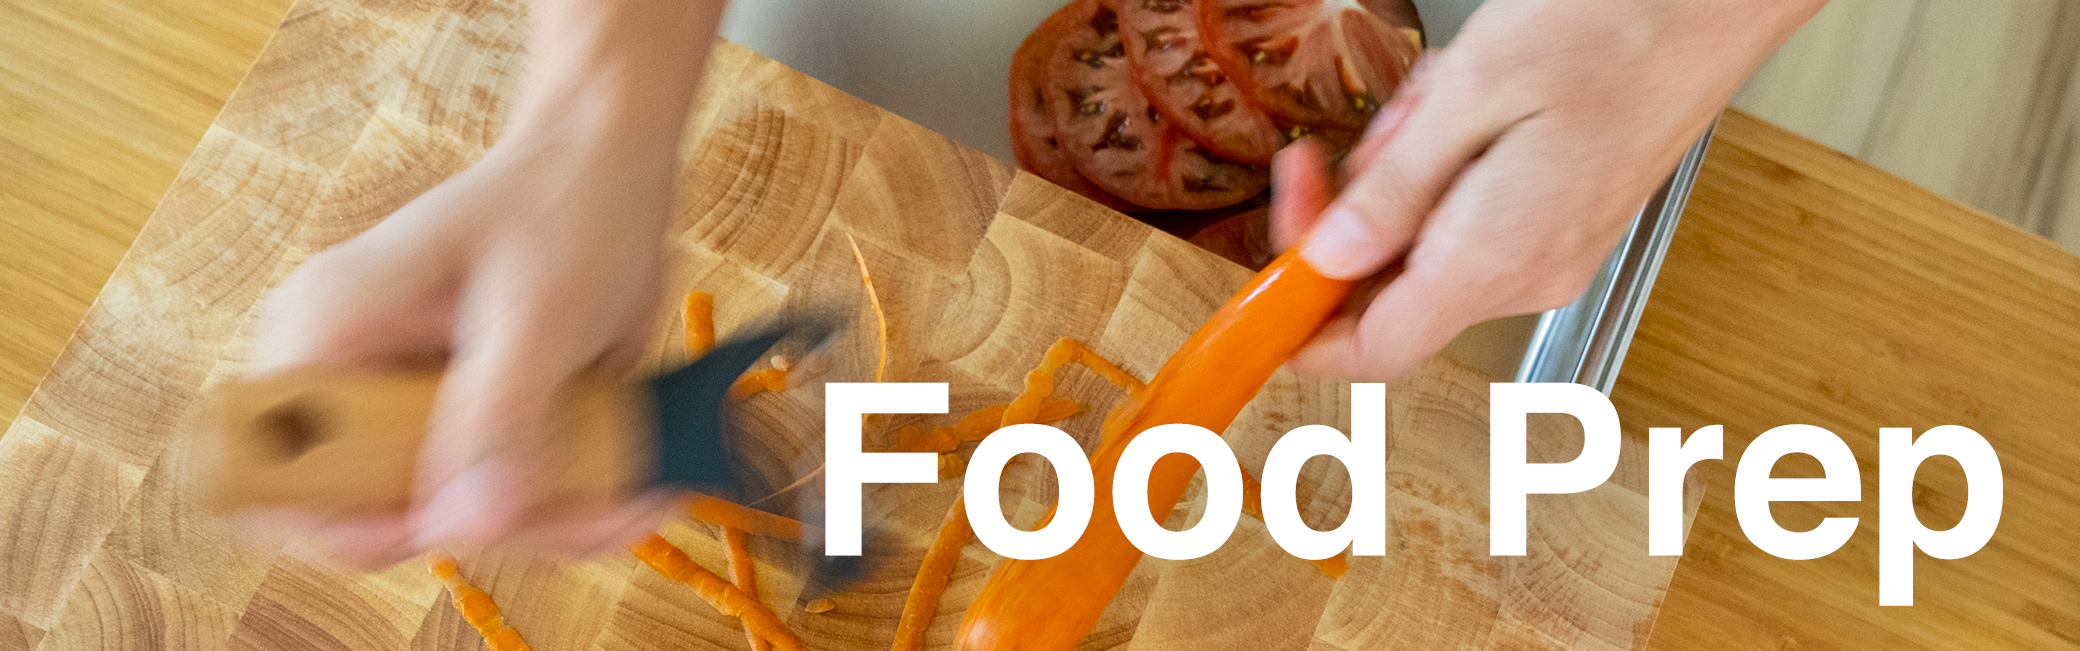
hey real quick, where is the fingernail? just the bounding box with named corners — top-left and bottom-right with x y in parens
top-left (1301, 208), bottom-right (1384, 280)
top-left (413, 464), bottom-right (498, 549)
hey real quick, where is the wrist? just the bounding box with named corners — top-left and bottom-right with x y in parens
top-left (505, 0), bottom-right (725, 156)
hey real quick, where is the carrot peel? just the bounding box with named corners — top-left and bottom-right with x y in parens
top-left (427, 551), bottom-right (534, 651)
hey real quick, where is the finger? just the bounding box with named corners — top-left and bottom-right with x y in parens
top-left (249, 234), bottom-right (456, 376)
top-left (410, 310), bottom-right (582, 550)
top-left (500, 490), bottom-right (679, 559)
top-left (1293, 112), bottom-right (1644, 381)
top-left (1289, 257), bottom-right (1475, 381)
top-left (1268, 138), bottom-right (1337, 253)
top-left (236, 508), bottom-right (419, 570)
top-left (1298, 54), bottom-right (1516, 281)
top-left (312, 516), bottom-right (419, 569)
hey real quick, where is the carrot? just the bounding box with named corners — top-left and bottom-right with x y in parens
top-left (724, 527), bottom-right (772, 651)
top-left (684, 493), bottom-right (813, 540)
top-left (954, 245), bottom-right (1354, 650)
top-left (892, 499), bottom-right (973, 651)
top-left (634, 534), bottom-right (802, 651)
top-left (427, 551), bottom-right (534, 651)
top-left (686, 291), bottom-right (716, 356)
top-left (893, 346), bottom-right (1127, 650)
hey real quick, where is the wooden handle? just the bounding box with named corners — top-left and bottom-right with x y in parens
top-left (189, 368), bottom-right (655, 517)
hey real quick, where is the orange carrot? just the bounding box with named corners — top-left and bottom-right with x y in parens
top-left (634, 535), bottom-right (801, 651)
top-left (892, 499), bottom-right (973, 651)
top-left (686, 291), bottom-right (717, 356)
top-left (893, 349), bottom-right (1117, 650)
top-left (724, 527), bottom-right (772, 651)
top-left (427, 551), bottom-right (534, 651)
top-left (955, 245), bottom-right (1355, 650)
top-left (684, 493), bottom-right (812, 540)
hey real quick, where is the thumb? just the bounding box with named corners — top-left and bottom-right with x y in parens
top-left (409, 319), bottom-right (576, 550)
top-left (1298, 79), bottom-right (1493, 280)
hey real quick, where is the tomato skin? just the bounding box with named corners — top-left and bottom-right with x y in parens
top-left (1042, 0), bottom-right (1267, 212)
top-left (1198, 0), bottom-right (1423, 134)
top-left (1118, 0), bottom-right (1287, 165)
top-left (1011, 3), bottom-right (1142, 213)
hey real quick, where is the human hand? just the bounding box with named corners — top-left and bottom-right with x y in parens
top-left (241, 119), bottom-right (683, 567)
top-left (1272, 0), bottom-right (1824, 381)
top-left (229, 0), bottom-right (728, 568)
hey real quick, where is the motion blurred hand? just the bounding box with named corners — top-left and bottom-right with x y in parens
top-left (239, 0), bottom-right (728, 567)
top-left (1272, 0), bottom-right (1825, 381)
top-left (243, 119), bottom-right (681, 567)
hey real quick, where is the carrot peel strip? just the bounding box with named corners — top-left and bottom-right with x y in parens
top-left (957, 248), bottom-right (1356, 650)
top-left (686, 291), bottom-right (716, 356)
top-left (1236, 467), bottom-right (1346, 578)
top-left (427, 551), bottom-right (533, 651)
top-left (633, 535), bottom-right (801, 651)
top-left (724, 527), bottom-right (773, 651)
top-left (684, 493), bottom-right (813, 540)
top-left (893, 499), bottom-right (973, 651)
top-left (728, 368), bottom-right (791, 402)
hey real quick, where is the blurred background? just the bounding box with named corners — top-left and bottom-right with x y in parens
top-left (2, 0), bottom-right (2077, 430)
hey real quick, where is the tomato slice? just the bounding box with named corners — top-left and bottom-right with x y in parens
top-left (1119, 0), bottom-right (1286, 165)
top-left (1011, 3), bottom-right (1140, 213)
top-left (1043, 0), bottom-right (1267, 211)
top-left (1199, 0), bottom-right (1423, 134)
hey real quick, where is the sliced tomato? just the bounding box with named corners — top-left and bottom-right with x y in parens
top-left (1198, 0), bottom-right (1423, 134)
top-left (1042, 0), bottom-right (1267, 211)
top-left (1010, 3), bottom-right (1140, 213)
top-left (1118, 0), bottom-right (1286, 165)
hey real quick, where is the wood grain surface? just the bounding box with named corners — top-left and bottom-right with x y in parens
top-left (0, 0), bottom-right (1687, 649)
top-left (0, 0), bottom-right (294, 434)
top-left (1620, 110), bottom-right (2080, 650)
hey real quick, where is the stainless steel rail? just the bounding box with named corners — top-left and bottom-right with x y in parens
top-left (1515, 124), bottom-right (1717, 393)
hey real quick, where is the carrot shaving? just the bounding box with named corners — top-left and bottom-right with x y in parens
top-left (893, 499), bottom-right (973, 651)
top-left (684, 493), bottom-right (813, 540)
top-left (890, 344), bottom-right (1125, 649)
top-left (686, 291), bottom-right (716, 356)
top-left (1233, 467), bottom-right (1346, 578)
top-left (892, 398), bottom-right (1084, 454)
top-left (846, 233), bottom-right (889, 383)
top-left (1313, 552), bottom-right (1349, 579)
top-left (634, 535), bottom-right (801, 651)
top-left (427, 551), bottom-right (533, 651)
top-left (728, 368), bottom-right (792, 402)
top-left (724, 527), bottom-right (772, 651)
top-left (1238, 466), bottom-right (1266, 521)
top-left (1004, 338), bottom-right (1144, 428)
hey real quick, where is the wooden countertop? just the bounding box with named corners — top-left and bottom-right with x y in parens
top-left (5, 4), bottom-right (2079, 648)
top-left (1620, 109), bottom-right (2080, 650)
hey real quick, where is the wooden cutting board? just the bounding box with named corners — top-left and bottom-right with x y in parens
top-left (0, 0), bottom-right (1697, 648)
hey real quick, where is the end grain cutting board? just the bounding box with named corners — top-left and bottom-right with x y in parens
top-left (0, 0), bottom-right (1700, 648)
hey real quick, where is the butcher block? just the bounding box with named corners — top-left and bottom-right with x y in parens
top-left (0, 0), bottom-right (1697, 648)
